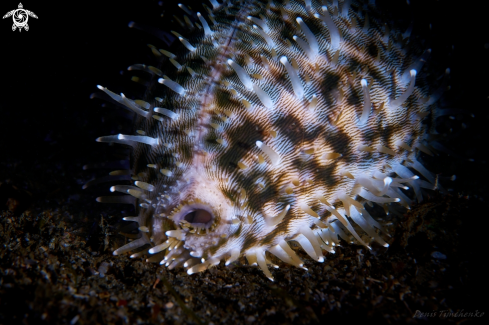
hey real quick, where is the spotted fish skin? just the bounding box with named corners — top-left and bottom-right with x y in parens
top-left (95, 0), bottom-right (444, 280)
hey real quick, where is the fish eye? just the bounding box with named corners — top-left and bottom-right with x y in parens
top-left (184, 209), bottom-right (213, 224)
top-left (167, 201), bottom-right (220, 235)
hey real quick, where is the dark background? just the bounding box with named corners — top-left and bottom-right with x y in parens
top-left (0, 0), bottom-right (487, 322)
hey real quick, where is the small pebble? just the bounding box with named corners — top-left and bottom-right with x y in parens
top-left (431, 251), bottom-right (447, 260)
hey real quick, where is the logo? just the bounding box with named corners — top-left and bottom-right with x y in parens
top-left (3, 3), bottom-right (37, 32)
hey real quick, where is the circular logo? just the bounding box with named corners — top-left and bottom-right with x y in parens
top-left (13, 9), bottom-right (28, 28)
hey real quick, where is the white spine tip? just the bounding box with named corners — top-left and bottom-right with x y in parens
top-left (209, 0), bottom-right (219, 9)
top-left (117, 134), bottom-right (158, 146)
top-left (256, 141), bottom-right (280, 165)
top-left (391, 68), bottom-right (418, 108)
top-left (227, 59), bottom-right (253, 90)
top-left (279, 56), bottom-right (304, 98)
top-left (296, 17), bottom-right (303, 23)
top-left (252, 84), bottom-right (273, 109)
top-left (158, 77), bottom-right (185, 95)
top-left (110, 186), bottom-right (115, 192)
top-left (179, 37), bottom-right (196, 52)
top-left (253, 25), bottom-right (275, 47)
top-left (197, 12), bottom-right (212, 35)
top-left (316, 6), bottom-right (341, 50)
top-left (359, 79), bottom-right (371, 125)
top-left (97, 85), bottom-right (104, 90)
top-left (160, 169), bottom-right (173, 177)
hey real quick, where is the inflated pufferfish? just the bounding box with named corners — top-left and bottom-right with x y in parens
top-left (92, 0), bottom-right (447, 281)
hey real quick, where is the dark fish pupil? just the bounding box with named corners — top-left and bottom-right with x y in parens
top-left (184, 209), bottom-right (212, 224)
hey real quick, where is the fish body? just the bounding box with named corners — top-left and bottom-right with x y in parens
top-left (94, 0), bottom-right (445, 280)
